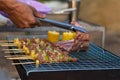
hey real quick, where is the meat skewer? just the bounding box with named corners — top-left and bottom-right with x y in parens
top-left (6, 38), bottom-right (78, 67)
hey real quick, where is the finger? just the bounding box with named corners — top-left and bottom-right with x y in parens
top-left (30, 18), bottom-right (42, 27)
top-left (9, 15), bottom-right (30, 28)
top-left (18, 22), bottom-right (30, 28)
top-left (35, 18), bottom-right (42, 26)
top-left (28, 17), bottom-right (41, 27)
top-left (29, 24), bottom-right (36, 28)
top-left (33, 8), bottom-right (46, 18)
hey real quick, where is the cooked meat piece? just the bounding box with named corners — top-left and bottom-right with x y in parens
top-left (54, 32), bottom-right (90, 52)
top-left (71, 31), bottom-right (90, 52)
top-left (55, 40), bottom-right (74, 52)
top-left (54, 22), bottom-right (90, 52)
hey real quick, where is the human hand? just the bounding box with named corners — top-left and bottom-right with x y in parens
top-left (6, 2), bottom-right (45, 28)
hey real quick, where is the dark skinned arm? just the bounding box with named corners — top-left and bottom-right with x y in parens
top-left (0, 0), bottom-right (45, 28)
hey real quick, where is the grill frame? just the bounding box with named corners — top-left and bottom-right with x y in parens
top-left (7, 35), bottom-right (120, 80)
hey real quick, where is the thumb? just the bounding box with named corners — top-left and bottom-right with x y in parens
top-left (29, 5), bottom-right (46, 18)
top-left (33, 9), bottom-right (46, 18)
top-left (33, 9), bottom-right (46, 26)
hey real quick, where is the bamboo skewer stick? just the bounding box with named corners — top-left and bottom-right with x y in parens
top-left (0, 40), bottom-right (13, 43)
top-left (5, 55), bottom-right (29, 58)
top-left (2, 49), bottom-right (23, 51)
top-left (12, 60), bottom-right (40, 68)
top-left (0, 43), bottom-right (16, 47)
top-left (7, 56), bottom-right (33, 60)
top-left (4, 51), bottom-right (24, 54)
top-left (3, 49), bottom-right (24, 54)
top-left (0, 43), bottom-right (14, 45)
top-left (12, 62), bottom-right (35, 65)
top-left (4, 51), bottom-right (13, 54)
top-left (0, 44), bottom-right (17, 47)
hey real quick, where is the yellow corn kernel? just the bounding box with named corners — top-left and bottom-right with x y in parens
top-left (62, 31), bottom-right (75, 41)
top-left (23, 45), bottom-right (29, 55)
top-left (14, 38), bottom-right (20, 45)
top-left (35, 60), bottom-right (40, 68)
top-left (48, 31), bottom-right (60, 42)
top-left (30, 50), bottom-right (36, 59)
top-left (17, 42), bottom-right (21, 49)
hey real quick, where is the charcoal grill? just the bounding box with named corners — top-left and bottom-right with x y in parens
top-left (7, 35), bottom-right (120, 80)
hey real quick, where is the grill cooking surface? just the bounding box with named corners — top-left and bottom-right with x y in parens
top-left (7, 35), bottom-right (120, 76)
top-left (24, 43), bottom-right (120, 75)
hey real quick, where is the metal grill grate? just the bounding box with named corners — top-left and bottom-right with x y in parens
top-left (7, 36), bottom-right (120, 76)
top-left (22, 43), bottom-right (120, 75)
